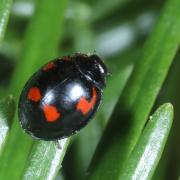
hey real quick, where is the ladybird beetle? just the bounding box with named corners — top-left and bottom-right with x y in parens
top-left (18, 53), bottom-right (108, 140)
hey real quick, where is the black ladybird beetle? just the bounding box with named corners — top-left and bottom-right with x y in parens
top-left (18, 53), bottom-right (108, 140)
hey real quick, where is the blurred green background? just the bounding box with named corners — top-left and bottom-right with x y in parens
top-left (0, 0), bottom-right (179, 179)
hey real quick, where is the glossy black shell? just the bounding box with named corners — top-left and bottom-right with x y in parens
top-left (18, 53), bottom-right (108, 140)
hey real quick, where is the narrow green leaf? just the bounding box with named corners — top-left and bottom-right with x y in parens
top-left (0, 0), bottom-right (13, 45)
top-left (88, 0), bottom-right (180, 178)
top-left (0, 0), bottom-right (67, 179)
top-left (23, 139), bottom-right (69, 180)
top-left (152, 54), bottom-right (180, 180)
top-left (0, 96), bottom-right (15, 154)
top-left (92, 0), bottom-right (130, 22)
top-left (119, 103), bottom-right (173, 180)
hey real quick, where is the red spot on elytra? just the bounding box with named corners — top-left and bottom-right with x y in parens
top-left (76, 87), bottom-right (97, 115)
top-left (43, 62), bottom-right (55, 71)
top-left (43, 104), bottom-right (60, 122)
top-left (28, 87), bottom-right (42, 102)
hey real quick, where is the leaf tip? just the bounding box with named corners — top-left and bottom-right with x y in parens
top-left (160, 103), bottom-right (174, 116)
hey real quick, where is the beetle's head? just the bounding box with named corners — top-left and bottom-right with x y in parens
top-left (75, 53), bottom-right (109, 89)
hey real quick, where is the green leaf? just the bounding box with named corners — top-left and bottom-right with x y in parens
top-left (87, 0), bottom-right (180, 179)
top-left (0, 0), bottom-right (67, 179)
top-left (92, 0), bottom-right (130, 22)
top-left (0, 0), bottom-right (13, 45)
top-left (119, 103), bottom-right (173, 180)
top-left (0, 0), bottom-right (14, 150)
top-left (152, 53), bottom-right (180, 180)
top-left (0, 96), bottom-right (15, 154)
top-left (23, 139), bottom-right (69, 180)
